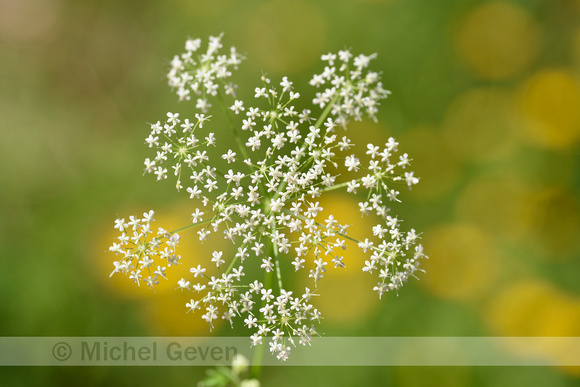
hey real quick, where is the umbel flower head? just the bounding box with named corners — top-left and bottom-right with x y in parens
top-left (109, 34), bottom-right (427, 361)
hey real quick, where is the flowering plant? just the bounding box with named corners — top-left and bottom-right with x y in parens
top-left (108, 33), bottom-right (427, 364)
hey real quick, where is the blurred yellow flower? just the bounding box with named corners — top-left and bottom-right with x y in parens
top-left (454, 1), bottom-right (540, 80)
top-left (485, 279), bottom-right (580, 375)
top-left (485, 279), bottom-right (580, 336)
top-left (517, 69), bottom-right (580, 149)
top-left (420, 223), bottom-right (500, 301)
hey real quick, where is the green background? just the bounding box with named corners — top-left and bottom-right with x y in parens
top-left (2, 0), bottom-right (580, 385)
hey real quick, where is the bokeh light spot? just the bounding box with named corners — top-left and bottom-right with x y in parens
top-left (517, 69), bottom-right (580, 149)
top-left (420, 223), bottom-right (500, 301)
top-left (443, 87), bottom-right (519, 163)
top-left (454, 1), bottom-right (540, 80)
top-left (486, 280), bottom-right (580, 375)
top-left (454, 174), bottom-right (537, 242)
top-left (242, 0), bottom-right (327, 74)
top-left (485, 279), bottom-right (580, 336)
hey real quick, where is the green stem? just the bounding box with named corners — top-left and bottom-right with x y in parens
top-left (216, 90), bottom-right (250, 161)
top-left (317, 180), bottom-right (355, 193)
top-left (271, 223), bottom-right (283, 292)
top-left (251, 343), bottom-right (265, 380)
top-left (169, 218), bottom-right (212, 235)
top-left (224, 247), bottom-right (240, 274)
top-left (313, 93), bottom-right (340, 130)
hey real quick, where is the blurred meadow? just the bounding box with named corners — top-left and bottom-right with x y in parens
top-left (1, 0), bottom-right (580, 385)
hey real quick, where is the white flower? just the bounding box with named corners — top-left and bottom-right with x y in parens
top-left (230, 100), bottom-right (245, 114)
top-left (191, 209), bottom-right (204, 223)
top-left (167, 112), bottom-right (180, 125)
top-left (358, 238), bottom-right (374, 253)
top-left (177, 278), bottom-right (190, 290)
top-left (254, 87), bottom-right (267, 98)
top-left (221, 149), bottom-right (237, 163)
top-left (404, 171), bottom-right (420, 187)
top-left (345, 155), bottom-right (360, 171)
top-left (211, 251), bottom-right (224, 267)
top-left (190, 265), bottom-right (206, 277)
top-left (186, 299), bottom-right (200, 312)
top-left (110, 34), bottom-right (427, 363)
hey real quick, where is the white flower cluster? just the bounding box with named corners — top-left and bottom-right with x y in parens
top-left (109, 34), bottom-right (427, 361)
top-left (167, 33), bottom-right (243, 111)
top-left (109, 210), bottom-right (181, 289)
top-left (311, 50), bottom-right (391, 127)
top-left (143, 111), bottom-right (213, 191)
